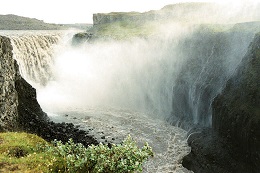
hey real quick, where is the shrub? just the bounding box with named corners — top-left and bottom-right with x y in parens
top-left (47, 135), bottom-right (153, 173)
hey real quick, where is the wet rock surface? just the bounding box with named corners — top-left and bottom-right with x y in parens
top-left (183, 34), bottom-right (260, 173)
top-left (170, 31), bottom-right (253, 126)
top-left (15, 77), bottom-right (98, 146)
top-left (183, 129), bottom-right (251, 173)
top-left (212, 33), bottom-right (260, 172)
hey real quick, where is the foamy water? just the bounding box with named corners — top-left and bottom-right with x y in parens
top-left (48, 108), bottom-right (192, 173)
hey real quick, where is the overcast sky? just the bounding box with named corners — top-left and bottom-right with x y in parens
top-left (0, 0), bottom-right (254, 24)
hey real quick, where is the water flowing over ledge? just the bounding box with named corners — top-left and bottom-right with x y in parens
top-left (2, 30), bottom-right (193, 172)
top-left (0, 24), bottom-right (257, 172)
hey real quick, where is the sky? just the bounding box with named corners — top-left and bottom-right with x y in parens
top-left (0, 0), bottom-right (255, 24)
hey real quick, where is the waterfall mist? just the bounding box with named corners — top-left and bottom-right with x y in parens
top-left (6, 1), bottom-right (259, 127)
top-left (37, 26), bottom-right (191, 116)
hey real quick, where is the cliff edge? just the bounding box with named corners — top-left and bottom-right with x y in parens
top-left (183, 33), bottom-right (260, 173)
top-left (212, 33), bottom-right (260, 172)
top-left (0, 35), bottom-right (48, 131)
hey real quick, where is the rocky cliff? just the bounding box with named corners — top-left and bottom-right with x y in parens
top-left (183, 33), bottom-right (260, 173)
top-left (169, 30), bottom-right (254, 127)
top-left (0, 36), bottom-right (19, 131)
top-left (0, 35), bottom-right (98, 146)
top-left (0, 35), bottom-right (47, 131)
top-left (212, 33), bottom-right (260, 172)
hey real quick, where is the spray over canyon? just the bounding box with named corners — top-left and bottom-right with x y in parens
top-left (0, 2), bottom-right (260, 172)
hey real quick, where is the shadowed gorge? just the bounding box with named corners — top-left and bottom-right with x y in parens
top-left (0, 2), bottom-right (260, 173)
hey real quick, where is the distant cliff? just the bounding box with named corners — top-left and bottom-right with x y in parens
top-left (92, 3), bottom-right (213, 25)
top-left (90, 2), bottom-right (260, 41)
top-left (0, 14), bottom-right (92, 30)
top-left (93, 2), bottom-right (260, 26)
top-left (0, 14), bottom-right (65, 30)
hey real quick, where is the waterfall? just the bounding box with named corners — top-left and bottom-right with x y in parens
top-left (0, 27), bottom-right (255, 173)
top-left (37, 31), bottom-right (188, 115)
top-left (9, 32), bottom-right (61, 87)
top-left (4, 28), bottom-right (254, 127)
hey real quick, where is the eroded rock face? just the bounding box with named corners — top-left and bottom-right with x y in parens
top-left (212, 34), bottom-right (260, 172)
top-left (0, 36), bottom-right (19, 131)
top-left (170, 31), bottom-right (253, 127)
top-left (183, 33), bottom-right (260, 173)
top-left (0, 35), bottom-right (47, 131)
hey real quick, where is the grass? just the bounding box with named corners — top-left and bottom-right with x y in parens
top-left (0, 132), bottom-right (51, 172)
top-left (0, 132), bottom-right (153, 173)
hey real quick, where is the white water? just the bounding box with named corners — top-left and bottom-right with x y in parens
top-left (3, 30), bottom-right (193, 172)
top-left (36, 27), bottom-right (190, 116)
top-left (49, 108), bottom-right (192, 173)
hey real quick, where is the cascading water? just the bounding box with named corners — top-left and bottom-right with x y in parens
top-left (6, 31), bottom-right (62, 87)
top-left (2, 23), bottom-right (254, 172)
top-left (4, 29), bottom-right (194, 172)
top-left (38, 32), bottom-right (187, 115)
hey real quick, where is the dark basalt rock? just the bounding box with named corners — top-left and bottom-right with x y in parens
top-left (170, 31), bottom-right (253, 127)
top-left (183, 129), bottom-right (251, 173)
top-left (183, 33), bottom-right (260, 173)
top-left (15, 76), bottom-right (98, 146)
top-left (212, 33), bottom-right (260, 172)
top-left (72, 32), bottom-right (93, 46)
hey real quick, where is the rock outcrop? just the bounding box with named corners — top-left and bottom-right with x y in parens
top-left (0, 36), bottom-right (19, 131)
top-left (183, 33), bottom-right (260, 173)
top-left (212, 33), bottom-right (260, 172)
top-left (0, 35), bottom-right (48, 131)
top-left (170, 30), bottom-right (254, 127)
top-left (0, 35), bottom-right (98, 146)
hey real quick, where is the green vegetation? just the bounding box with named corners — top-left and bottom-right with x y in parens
top-left (0, 132), bottom-right (50, 172)
top-left (91, 20), bottom-right (158, 40)
top-left (0, 132), bottom-right (153, 173)
top-left (198, 22), bottom-right (260, 34)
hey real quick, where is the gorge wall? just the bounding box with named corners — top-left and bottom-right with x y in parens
top-left (0, 35), bottom-right (47, 131)
top-left (170, 31), bottom-right (254, 127)
top-left (0, 36), bottom-right (19, 131)
top-left (183, 33), bottom-right (260, 173)
top-left (212, 33), bottom-right (260, 172)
